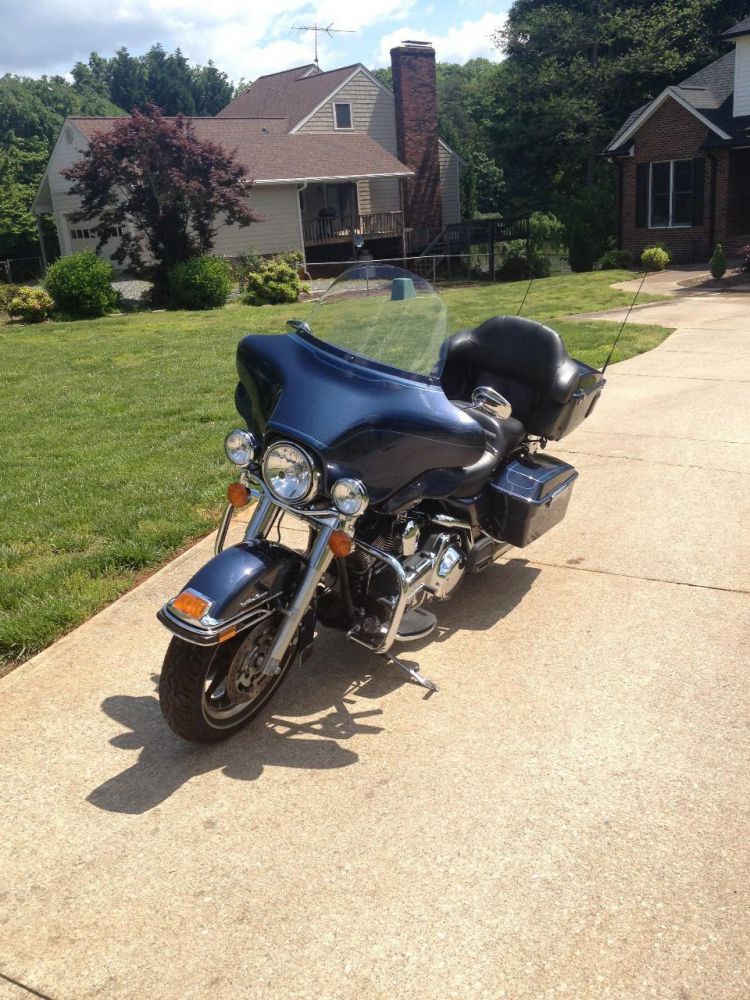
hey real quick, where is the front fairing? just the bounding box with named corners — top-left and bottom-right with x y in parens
top-left (235, 332), bottom-right (485, 506)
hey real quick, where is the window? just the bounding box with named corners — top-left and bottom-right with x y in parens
top-left (70, 224), bottom-right (123, 240)
top-left (334, 102), bottom-right (352, 129)
top-left (649, 159), bottom-right (693, 228)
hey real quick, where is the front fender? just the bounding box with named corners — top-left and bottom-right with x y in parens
top-left (157, 540), bottom-right (304, 646)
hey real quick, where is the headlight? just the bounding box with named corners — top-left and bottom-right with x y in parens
top-left (331, 478), bottom-right (368, 516)
top-left (262, 441), bottom-right (318, 503)
top-left (224, 429), bottom-right (258, 467)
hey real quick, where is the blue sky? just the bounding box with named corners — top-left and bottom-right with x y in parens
top-left (1, 1), bottom-right (511, 82)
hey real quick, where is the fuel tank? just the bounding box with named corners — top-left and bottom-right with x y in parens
top-left (235, 333), bottom-right (485, 505)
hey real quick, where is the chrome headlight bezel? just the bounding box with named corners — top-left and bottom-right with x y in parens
top-left (224, 428), bottom-right (258, 468)
top-left (261, 440), bottom-right (319, 504)
top-left (331, 477), bottom-right (369, 516)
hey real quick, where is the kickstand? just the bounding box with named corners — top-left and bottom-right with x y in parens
top-left (381, 652), bottom-right (439, 693)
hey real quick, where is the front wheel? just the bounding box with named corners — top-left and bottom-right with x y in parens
top-left (158, 615), bottom-right (297, 742)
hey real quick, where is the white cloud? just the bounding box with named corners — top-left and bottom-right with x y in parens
top-left (374, 11), bottom-right (505, 67)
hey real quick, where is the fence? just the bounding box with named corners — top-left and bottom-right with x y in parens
top-left (303, 251), bottom-right (570, 286)
top-left (0, 257), bottom-right (44, 284)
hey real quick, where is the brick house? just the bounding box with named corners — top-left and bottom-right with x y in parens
top-left (605, 14), bottom-right (750, 263)
top-left (32, 42), bottom-right (461, 268)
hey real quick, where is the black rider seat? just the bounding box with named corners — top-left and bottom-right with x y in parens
top-left (440, 316), bottom-right (605, 441)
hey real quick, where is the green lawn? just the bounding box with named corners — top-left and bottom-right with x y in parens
top-left (0, 270), bottom-right (670, 671)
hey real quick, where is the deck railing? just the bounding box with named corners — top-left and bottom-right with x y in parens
top-left (302, 211), bottom-right (403, 246)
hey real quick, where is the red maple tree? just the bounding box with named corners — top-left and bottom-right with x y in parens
top-left (63, 105), bottom-right (259, 289)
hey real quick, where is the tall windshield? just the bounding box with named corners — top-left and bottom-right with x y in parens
top-left (306, 264), bottom-right (447, 378)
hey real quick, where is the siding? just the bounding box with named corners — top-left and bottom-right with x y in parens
top-left (48, 125), bottom-right (128, 266)
top-left (214, 185), bottom-right (303, 257)
top-left (46, 122), bottom-right (303, 263)
top-left (439, 142), bottom-right (461, 226)
top-left (299, 70), bottom-right (401, 213)
top-left (734, 37), bottom-right (750, 116)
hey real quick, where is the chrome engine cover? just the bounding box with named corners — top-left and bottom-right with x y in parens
top-left (402, 532), bottom-right (466, 603)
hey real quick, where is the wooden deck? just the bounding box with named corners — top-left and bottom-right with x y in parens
top-left (302, 211), bottom-right (403, 247)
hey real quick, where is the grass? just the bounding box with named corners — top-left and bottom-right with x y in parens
top-left (0, 269), bottom-right (671, 670)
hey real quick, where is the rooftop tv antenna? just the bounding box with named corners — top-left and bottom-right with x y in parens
top-left (291, 22), bottom-right (355, 66)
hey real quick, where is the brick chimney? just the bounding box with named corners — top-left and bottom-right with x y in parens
top-left (390, 41), bottom-right (442, 232)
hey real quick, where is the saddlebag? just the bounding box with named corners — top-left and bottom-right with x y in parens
top-left (490, 454), bottom-right (578, 548)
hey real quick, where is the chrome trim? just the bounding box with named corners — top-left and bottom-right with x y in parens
top-left (158, 604), bottom-right (274, 646)
top-left (431, 513), bottom-right (472, 532)
top-left (214, 503), bottom-right (234, 556)
top-left (224, 428), bottom-right (259, 467)
top-left (262, 440), bottom-right (320, 505)
top-left (350, 539), bottom-right (432, 653)
top-left (167, 587), bottom-right (214, 625)
top-left (261, 514), bottom-right (340, 675)
top-left (471, 386), bottom-right (513, 421)
top-left (331, 477), bottom-right (369, 516)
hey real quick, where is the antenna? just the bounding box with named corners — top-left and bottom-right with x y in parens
top-left (601, 270), bottom-right (649, 373)
top-left (291, 22), bottom-right (355, 66)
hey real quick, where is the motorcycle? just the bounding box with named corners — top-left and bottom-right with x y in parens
top-left (157, 264), bottom-right (605, 742)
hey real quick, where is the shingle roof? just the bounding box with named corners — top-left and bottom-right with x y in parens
top-left (215, 64), bottom-right (360, 128)
top-left (720, 14), bottom-right (750, 39)
top-left (605, 46), bottom-right (750, 153)
top-left (66, 116), bottom-right (413, 184)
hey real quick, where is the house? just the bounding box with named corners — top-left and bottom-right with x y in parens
top-left (605, 14), bottom-right (750, 263)
top-left (31, 42), bottom-right (462, 269)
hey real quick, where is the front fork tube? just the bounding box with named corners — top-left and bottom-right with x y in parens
top-left (261, 516), bottom-right (337, 676)
top-left (216, 492), bottom-right (339, 675)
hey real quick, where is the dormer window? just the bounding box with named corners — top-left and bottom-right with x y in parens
top-left (334, 102), bottom-right (352, 129)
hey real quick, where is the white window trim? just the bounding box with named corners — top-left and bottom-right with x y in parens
top-left (333, 102), bottom-right (353, 130)
top-left (648, 158), bottom-right (693, 229)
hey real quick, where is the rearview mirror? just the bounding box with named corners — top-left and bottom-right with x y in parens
top-left (286, 319), bottom-right (311, 335)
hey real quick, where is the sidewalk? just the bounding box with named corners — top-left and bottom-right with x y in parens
top-left (1, 293), bottom-right (748, 1000)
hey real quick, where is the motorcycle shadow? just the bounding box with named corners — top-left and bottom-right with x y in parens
top-left (409, 557), bottom-right (542, 649)
top-left (86, 635), bottom-right (401, 816)
top-left (87, 558), bottom-right (538, 816)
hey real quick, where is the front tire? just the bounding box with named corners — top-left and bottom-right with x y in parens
top-left (158, 615), bottom-right (297, 742)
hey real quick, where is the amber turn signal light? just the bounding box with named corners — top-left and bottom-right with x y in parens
top-left (171, 590), bottom-right (210, 620)
top-left (227, 482), bottom-right (250, 508)
top-left (328, 530), bottom-right (353, 558)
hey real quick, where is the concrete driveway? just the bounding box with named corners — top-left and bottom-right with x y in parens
top-left (1, 294), bottom-right (748, 1000)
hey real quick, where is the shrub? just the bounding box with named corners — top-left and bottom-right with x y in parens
top-left (568, 221), bottom-right (595, 272)
top-left (243, 257), bottom-right (308, 306)
top-left (709, 243), bottom-right (727, 280)
top-left (742, 244), bottom-right (750, 273)
top-left (45, 251), bottom-right (118, 318)
top-left (0, 284), bottom-right (20, 315)
top-left (529, 211), bottom-right (565, 253)
top-left (640, 246), bottom-right (671, 271)
top-left (598, 249), bottom-right (632, 270)
top-left (496, 240), bottom-right (550, 281)
top-left (7, 286), bottom-right (54, 323)
top-left (168, 255), bottom-right (232, 310)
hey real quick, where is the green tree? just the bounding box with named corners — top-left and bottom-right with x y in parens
top-left (0, 74), bottom-right (122, 259)
top-left (491, 0), bottom-right (748, 213)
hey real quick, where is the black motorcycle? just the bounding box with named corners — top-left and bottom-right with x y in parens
top-left (157, 265), bottom-right (605, 741)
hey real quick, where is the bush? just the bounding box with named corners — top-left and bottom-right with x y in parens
top-left (7, 286), bottom-right (54, 323)
top-left (640, 246), bottom-right (671, 271)
top-left (598, 249), bottom-right (632, 270)
top-left (496, 239), bottom-right (550, 281)
top-left (709, 243), bottom-right (727, 280)
top-left (742, 244), bottom-right (750, 273)
top-left (0, 284), bottom-right (20, 315)
top-left (243, 257), bottom-right (308, 306)
top-left (568, 221), bottom-right (595, 272)
top-left (168, 255), bottom-right (232, 310)
top-left (45, 251), bottom-right (118, 318)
